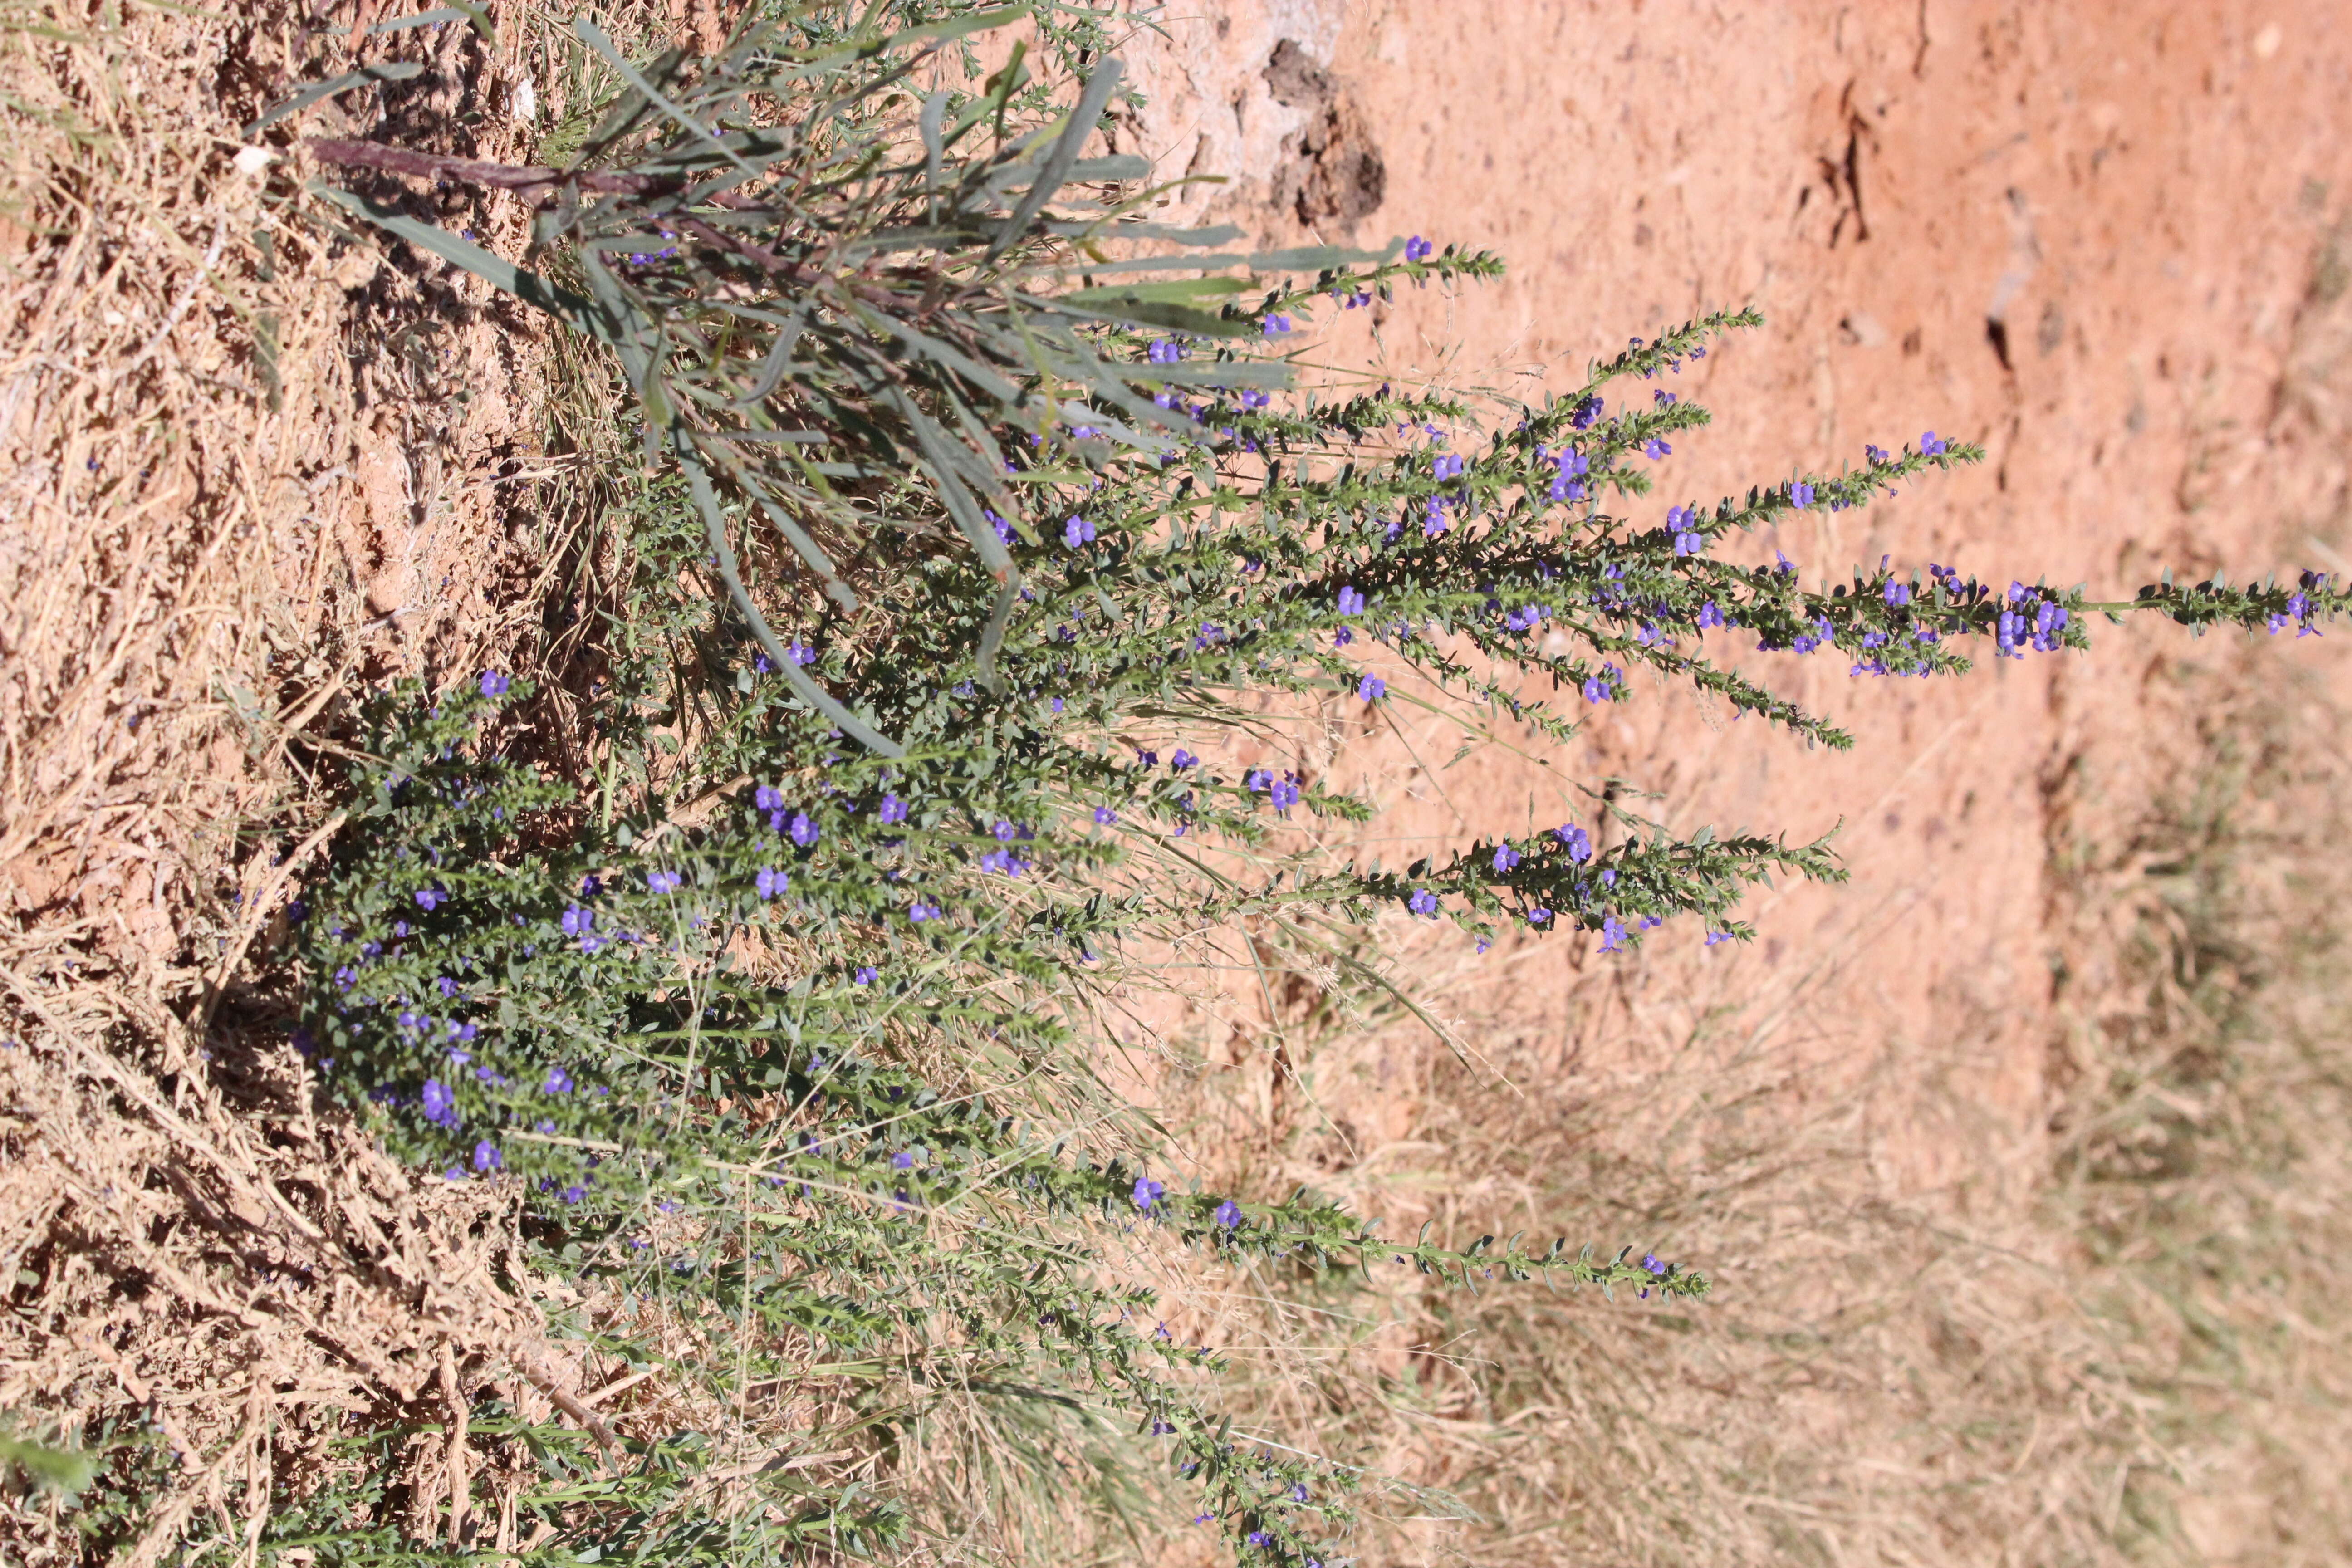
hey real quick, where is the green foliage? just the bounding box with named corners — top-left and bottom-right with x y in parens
top-left (241, 3), bottom-right (2352, 1563)
top-left (0, 1429), bottom-right (98, 1502)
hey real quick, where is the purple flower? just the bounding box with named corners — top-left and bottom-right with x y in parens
top-left (646, 870), bottom-right (682, 895)
top-left (1262, 313), bottom-right (1294, 336)
top-left (1643, 437), bottom-right (1671, 460)
top-left (1789, 480), bottom-right (1815, 508)
top-left (1404, 234), bottom-right (1434, 262)
top-left (755, 867), bottom-right (787, 900)
top-left (543, 1067), bottom-right (573, 1093)
top-left (852, 965), bottom-right (878, 985)
top-left (561, 905), bottom-right (594, 936)
top-left (1094, 806), bottom-right (1117, 825)
top-left (788, 812), bottom-right (818, 848)
top-left (1884, 580), bottom-right (1912, 608)
top-left (1132, 1176), bottom-right (1165, 1210)
top-left (755, 784), bottom-right (783, 812)
top-left (1557, 823), bottom-right (1592, 862)
top-left (1920, 431), bottom-right (1948, 455)
top-left (1492, 844), bottom-right (1520, 873)
top-left (1431, 452), bottom-right (1465, 480)
top-left (1865, 443), bottom-right (1890, 464)
top-left (1337, 585), bottom-right (1365, 617)
top-left (1171, 749), bottom-right (1198, 770)
top-left (1289, 1483), bottom-right (1309, 1503)
top-left (1247, 1532), bottom-right (1271, 1549)
top-left (421, 1078), bottom-right (457, 1126)
top-left (1697, 600), bottom-right (1727, 629)
top-left (1063, 514), bottom-right (1096, 548)
top-left (1642, 1253), bottom-right (1668, 1275)
top-left (1581, 664), bottom-right (1620, 703)
top-left (893, 1150), bottom-right (916, 1170)
top-left (1407, 887), bottom-right (1439, 917)
top-left (1214, 1199), bottom-right (1243, 1228)
top-left (1148, 338), bottom-right (1184, 364)
top-left (1568, 395), bottom-right (1603, 430)
top-left (877, 793), bottom-right (908, 825)
top-left (414, 887), bottom-right (446, 911)
top-left (1269, 776), bottom-right (1302, 812)
top-left (1599, 916), bottom-right (1629, 953)
top-left (1358, 673), bottom-right (1386, 702)
top-left (1528, 906), bottom-right (1552, 924)
top-left (473, 1141), bottom-right (502, 1172)
top-left (479, 670), bottom-right (510, 698)
top-left (1705, 930), bottom-right (1733, 946)
top-left (909, 901), bottom-right (941, 923)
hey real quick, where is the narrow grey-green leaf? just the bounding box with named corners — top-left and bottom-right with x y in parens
top-left (249, 63), bottom-right (424, 135)
top-left (988, 58), bottom-right (1123, 263)
top-left (920, 89), bottom-right (947, 213)
top-left (696, 433), bottom-right (859, 614)
top-left (1043, 220), bottom-right (1245, 245)
top-left (312, 186), bottom-right (608, 341)
top-left (681, 442), bottom-right (902, 757)
top-left (574, 17), bottom-right (755, 177)
top-left (733, 309), bottom-right (810, 408)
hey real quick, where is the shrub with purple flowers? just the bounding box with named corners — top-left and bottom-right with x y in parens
top-left (271, 6), bottom-right (2352, 1567)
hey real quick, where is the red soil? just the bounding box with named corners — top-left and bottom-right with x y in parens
top-left (1117, 0), bottom-right (2352, 1193)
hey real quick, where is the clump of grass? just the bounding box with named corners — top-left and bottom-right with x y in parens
top-left (1179, 643), bottom-right (2346, 1568)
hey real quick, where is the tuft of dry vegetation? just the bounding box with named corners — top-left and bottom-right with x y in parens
top-left (0, 0), bottom-right (590, 1557)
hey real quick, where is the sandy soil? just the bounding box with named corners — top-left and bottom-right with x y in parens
top-left (1112, 0), bottom-right (2352, 1196)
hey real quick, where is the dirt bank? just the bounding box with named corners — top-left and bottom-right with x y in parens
top-left (1117, 0), bottom-right (2352, 1193)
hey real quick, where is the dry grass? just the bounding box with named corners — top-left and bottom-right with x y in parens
top-left (0, 0), bottom-right (629, 1558)
top-left (1108, 643), bottom-right (2351, 1568)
